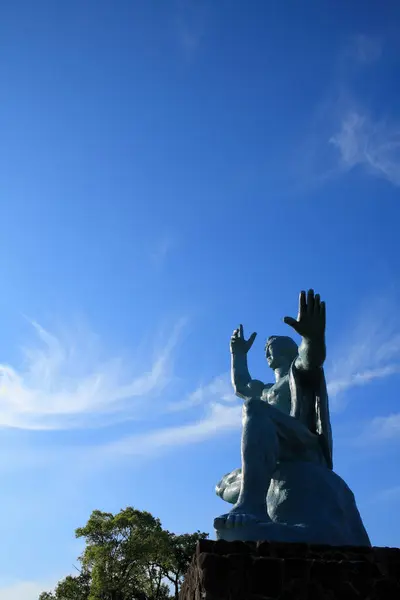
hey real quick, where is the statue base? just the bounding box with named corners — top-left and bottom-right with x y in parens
top-left (179, 539), bottom-right (400, 599)
top-left (214, 520), bottom-right (322, 544)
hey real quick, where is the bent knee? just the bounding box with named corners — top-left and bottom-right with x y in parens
top-left (243, 396), bottom-right (270, 415)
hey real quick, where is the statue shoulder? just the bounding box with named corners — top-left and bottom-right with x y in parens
top-left (261, 382), bottom-right (274, 400)
top-left (292, 359), bottom-right (325, 382)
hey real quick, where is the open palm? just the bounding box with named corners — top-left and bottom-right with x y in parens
top-left (284, 289), bottom-right (326, 341)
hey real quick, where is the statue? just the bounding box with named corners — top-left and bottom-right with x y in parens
top-left (214, 290), bottom-right (370, 546)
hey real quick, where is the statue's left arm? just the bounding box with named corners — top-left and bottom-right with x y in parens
top-left (285, 289), bottom-right (333, 469)
top-left (284, 289), bottom-right (326, 375)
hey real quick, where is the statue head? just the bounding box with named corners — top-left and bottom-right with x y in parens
top-left (265, 336), bottom-right (298, 370)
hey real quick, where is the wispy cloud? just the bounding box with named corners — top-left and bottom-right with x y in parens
top-left (359, 413), bottom-right (400, 443)
top-left (0, 319), bottom-right (185, 430)
top-left (97, 293), bottom-right (400, 460)
top-left (330, 111), bottom-right (400, 186)
top-left (0, 317), bottom-right (242, 473)
top-left (97, 401), bottom-right (241, 460)
top-left (166, 374), bottom-right (234, 413)
top-left (328, 365), bottom-right (400, 399)
top-left (326, 293), bottom-right (400, 445)
top-left (327, 295), bottom-right (400, 406)
top-left (3, 291), bottom-right (400, 460)
top-left (297, 33), bottom-right (400, 190)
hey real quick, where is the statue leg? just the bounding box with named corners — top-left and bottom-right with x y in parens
top-left (214, 397), bottom-right (278, 528)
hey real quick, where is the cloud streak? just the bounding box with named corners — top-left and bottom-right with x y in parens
top-left (325, 294), bottom-right (400, 445)
top-left (166, 374), bottom-right (234, 413)
top-left (359, 413), bottom-right (400, 443)
top-left (326, 293), bottom-right (400, 405)
top-left (328, 364), bottom-right (400, 398)
top-left (330, 111), bottom-right (400, 186)
top-left (3, 292), bottom-right (400, 461)
top-left (92, 292), bottom-right (400, 462)
top-left (98, 401), bottom-right (241, 460)
top-left (0, 319), bottom-right (185, 430)
top-left (298, 34), bottom-right (400, 190)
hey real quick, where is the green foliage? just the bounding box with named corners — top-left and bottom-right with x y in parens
top-left (39, 571), bottom-right (90, 600)
top-left (39, 507), bottom-right (208, 600)
top-left (153, 530), bottom-right (209, 600)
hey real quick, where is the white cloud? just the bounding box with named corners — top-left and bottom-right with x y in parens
top-left (360, 412), bottom-right (400, 443)
top-left (325, 295), bottom-right (400, 443)
top-left (0, 317), bottom-right (242, 470)
top-left (97, 401), bottom-right (242, 459)
top-left (166, 373), bottom-right (235, 412)
top-left (3, 294), bottom-right (400, 461)
top-left (330, 110), bottom-right (400, 186)
top-left (326, 295), bottom-right (400, 406)
top-left (298, 33), bottom-right (400, 190)
top-left (98, 295), bottom-right (400, 459)
top-left (97, 295), bottom-right (400, 458)
top-left (0, 319), bottom-right (185, 430)
top-left (328, 364), bottom-right (400, 398)
top-left (73, 373), bottom-right (242, 465)
top-left (0, 579), bottom-right (57, 600)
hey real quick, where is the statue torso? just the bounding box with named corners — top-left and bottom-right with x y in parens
top-left (262, 371), bottom-right (314, 430)
top-left (262, 376), bottom-right (292, 415)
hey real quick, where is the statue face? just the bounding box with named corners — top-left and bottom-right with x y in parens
top-left (265, 336), bottom-right (298, 369)
top-left (265, 339), bottom-right (284, 369)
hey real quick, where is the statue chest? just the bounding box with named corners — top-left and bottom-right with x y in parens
top-left (264, 378), bottom-right (292, 415)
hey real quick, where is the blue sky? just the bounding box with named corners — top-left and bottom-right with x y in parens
top-left (1, 0), bottom-right (400, 597)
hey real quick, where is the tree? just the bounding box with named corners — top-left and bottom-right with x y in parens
top-left (156, 531), bottom-right (208, 600)
top-left (39, 507), bottom-right (208, 600)
top-left (76, 507), bottom-right (167, 600)
top-left (39, 571), bottom-right (90, 600)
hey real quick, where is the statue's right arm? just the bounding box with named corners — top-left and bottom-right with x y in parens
top-left (230, 325), bottom-right (258, 399)
top-left (231, 351), bottom-right (252, 399)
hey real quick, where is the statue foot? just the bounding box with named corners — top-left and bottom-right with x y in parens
top-left (214, 504), bottom-right (271, 530)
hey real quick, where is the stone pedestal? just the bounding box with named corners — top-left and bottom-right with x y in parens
top-left (179, 539), bottom-right (400, 600)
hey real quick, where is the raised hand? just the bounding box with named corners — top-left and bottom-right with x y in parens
top-left (230, 324), bottom-right (257, 355)
top-left (283, 289), bottom-right (326, 341)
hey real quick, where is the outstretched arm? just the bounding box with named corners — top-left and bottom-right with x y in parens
top-left (230, 325), bottom-right (259, 398)
top-left (284, 289), bottom-right (326, 373)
